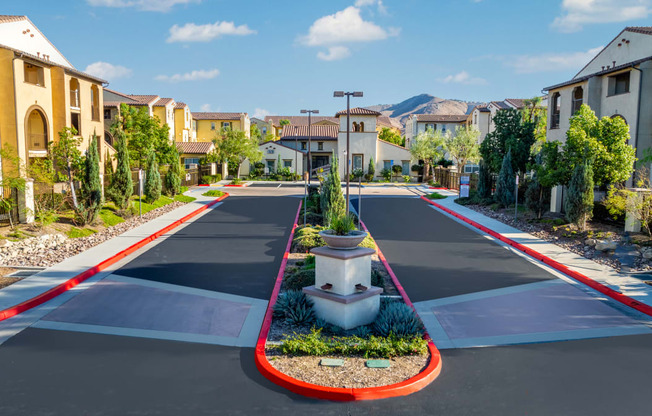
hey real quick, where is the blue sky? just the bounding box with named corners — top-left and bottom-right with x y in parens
top-left (9, 0), bottom-right (652, 117)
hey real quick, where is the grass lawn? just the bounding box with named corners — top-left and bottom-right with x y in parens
top-left (67, 227), bottom-right (97, 238)
top-left (175, 194), bottom-right (196, 203)
top-left (427, 192), bottom-right (447, 200)
top-left (202, 190), bottom-right (225, 197)
top-left (99, 206), bottom-right (125, 227)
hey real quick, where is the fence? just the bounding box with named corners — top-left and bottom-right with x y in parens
top-left (0, 186), bottom-right (19, 226)
top-left (430, 167), bottom-right (499, 193)
top-left (181, 168), bottom-right (199, 187)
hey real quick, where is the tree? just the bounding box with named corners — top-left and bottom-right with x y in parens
top-left (565, 162), bottom-right (594, 230)
top-left (77, 132), bottom-right (103, 225)
top-left (525, 152), bottom-right (550, 219)
top-left (605, 167), bottom-right (652, 236)
top-left (144, 152), bottom-right (161, 203)
top-left (494, 149), bottom-right (515, 207)
top-left (320, 152), bottom-right (345, 226)
top-left (392, 164), bottom-right (402, 182)
top-left (0, 146), bottom-right (27, 229)
top-left (108, 126), bottom-right (133, 210)
top-left (409, 127), bottom-right (445, 181)
top-left (214, 128), bottom-right (262, 178)
top-left (50, 126), bottom-right (83, 209)
top-left (522, 97), bottom-right (547, 154)
top-left (480, 108), bottom-right (536, 175)
top-left (446, 126), bottom-right (481, 181)
top-left (250, 124), bottom-right (262, 142)
top-left (379, 128), bottom-right (403, 147)
top-left (115, 104), bottom-right (175, 169)
top-left (477, 160), bottom-right (492, 199)
top-left (366, 157), bottom-right (375, 181)
top-left (562, 105), bottom-right (635, 186)
top-left (165, 147), bottom-right (182, 196)
top-left (104, 149), bottom-right (113, 175)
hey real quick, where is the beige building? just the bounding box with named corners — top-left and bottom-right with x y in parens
top-left (192, 112), bottom-right (250, 142)
top-left (0, 15), bottom-right (109, 222)
top-left (404, 114), bottom-right (470, 147)
top-left (264, 115), bottom-right (338, 137)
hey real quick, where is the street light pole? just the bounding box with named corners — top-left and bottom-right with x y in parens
top-left (294, 132), bottom-right (298, 181)
top-left (333, 91), bottom-right (363, 215)
top-left (300, 109), bottom-right (319, 185)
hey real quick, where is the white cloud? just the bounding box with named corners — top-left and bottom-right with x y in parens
top-left (508, 46), bottom-right (603, 73)
top-left (84, 61), bottom-right (132, 79)
top-left (200, 104), bottom-right (212, 112)
top-left (317, 46), bottom-right (352, 61)
top-left (300, 6), bottom-right (397, 46)
top-left (551, 0), bottom-right (651, 33)
top-left (87, 0), bottom-right (199, 12)
top-left (167, 21), bottom-right (256, 43)
top-left (354, 0), bottom-right (387, 14)
top-left (439, 71), bottom-right (487, 85)
top-left (253, 108), bottom-right (271, 119)
top-left (155, 68), bottom-right (219, 82)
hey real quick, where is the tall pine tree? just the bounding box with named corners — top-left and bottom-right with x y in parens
top-left (78, 132), bottom-right (103, 224)
top-left (144, 152), bottom-right (161, 203)
top-left (477, 160), bottom-right (492, 199)
top-left (565, 162), bottom-right (594, 230)
top-left (165, 148), bottom-right (182, 197)
top-left (108, 127), bottom-right (133, 210)
top-left (494, 149), bottom-right (515, 207)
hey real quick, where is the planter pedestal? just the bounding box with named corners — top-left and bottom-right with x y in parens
top-left (303, 246), bottom-right (382, 330)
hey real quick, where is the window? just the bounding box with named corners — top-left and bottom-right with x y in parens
top-left (184, 158), bottom-right (199, 169)
top-left (69, 78), bottom-right (80, 108)
top-left (464, 164), bottom-right (480, 173)
top-left (70, 112), bottom-right (81, 134)
top-left (301, 141), bottom-right (307, 150)
top-left (571, 86), bottom-right (583, 115)
top-left (211, 122), bottom-right (216, 130)
top-left (318, 142), bottom-right (324, 150)
top-left (609, 72), bottom-right (630, 96)
top-left (360, 122), bottom-right (365, 132)
top-left (266, 159), bottom-right (275, 172)
top-left (26, 109), bottom-right (48, 151)
top-left (551, 92), bottom-right (561, 129)
top-left (104, 109), bottom-right (112, 120)
top-left (353, 154), bottom-right (363, 170)
top-left (222, 122), bottom-right (231, 129)
top-left (262, 127), bottom-right (267, 135)
top-left (383, 160), bottom-right (392, 170)
top-left (24, 63), bottom-right (44, 86)
top-left (352, 122), bottom-right (359, 132)
top-left (402, 160), bottom-right (410, 176)
top-left (283, 159), bottom-right (292, 168)
top-left (91, 85), bottom-right (100, 121)
top-left (442, 125), bottom-right (446, 133)
top-left (425, 123), bottom-right (437, 131)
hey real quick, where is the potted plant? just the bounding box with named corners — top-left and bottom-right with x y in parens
top-left (319, 213), bottom-right (368, 250)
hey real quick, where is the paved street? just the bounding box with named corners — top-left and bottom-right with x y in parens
top-left (0, 188), bottom-right (650, 415)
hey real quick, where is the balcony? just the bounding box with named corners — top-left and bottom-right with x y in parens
top-left (28, 133), bottom-right (47, 153)
top-left (70, 89), bottom-right (80, 109)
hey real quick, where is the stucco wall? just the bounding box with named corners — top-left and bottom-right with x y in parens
top-left (577, 31), bottom-right (652, 78)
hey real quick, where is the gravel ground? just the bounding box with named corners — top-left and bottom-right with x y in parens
top-left (265, 350), bottom-right (430, 388)
top-left (0, 201), bottom-right (186, 268)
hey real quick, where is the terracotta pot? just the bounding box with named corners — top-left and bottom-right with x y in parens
top-left (319, 230), bottom-right (368, 250)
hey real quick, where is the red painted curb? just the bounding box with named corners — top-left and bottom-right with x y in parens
top-left (421, 196), bottom-right (652, 317)
top-left (224, 183), bottom-right (250, 188)
top-left (0, 193), bottom-right (230, 322)
top-left (254, 204), bottom-right (442, 401)
top-left (428, 187), bottom-right (449, 190)
top-left (197, 184), bottom-right (211, 187)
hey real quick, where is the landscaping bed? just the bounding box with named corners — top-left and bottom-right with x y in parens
top-left (263, 180), bottom-right (431, 389)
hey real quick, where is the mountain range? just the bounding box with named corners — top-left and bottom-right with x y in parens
top-left (367, 94), bottom-right (483, 127)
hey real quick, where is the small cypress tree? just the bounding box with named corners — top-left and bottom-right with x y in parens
top-left (565, 162), bottom-right (594, 230)
top-left (477, 160), bottom-right (492, 199)
top-left (367, 157), bottom-right (375, 178)
top-left (165, 148), bottom-right (182, 196)
top-left (144, 152), bottom-right (161, 203)
top-left (104, 149), bottom-right (113, 176)
top-left (79, 133), bottom-right (103, 224)
top-left (494, 149), bottom-right (515, 207)
top-left (108, 127), bottom-right (133, 210)
top-left (320, 152), bottom-right (345, 226)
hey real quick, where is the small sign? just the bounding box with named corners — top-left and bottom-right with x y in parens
top-left (516, 175), bottom-right (519, 185)
top-left (461, 175), bottom-right (470, 185)
top-left (320, 358), bottom-right (344, 367)
top-left (460, 184), bottom-right (470, 198)
top-left (366, 359), bottom-right (390, 368)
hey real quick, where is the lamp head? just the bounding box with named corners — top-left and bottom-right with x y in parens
top-left (312, 110), bottom-right (319, 114)
top-left (353, 91), bottom-right (363, 97)
top-left (300, 109), bottom-right (307, 114)
top-left (333, 91), bottom-right (344, 97)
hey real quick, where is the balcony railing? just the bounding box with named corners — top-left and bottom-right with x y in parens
top-left (28, 133), bottom-right (47, 151)
top-left (70, 90), bottom-right (80, 108)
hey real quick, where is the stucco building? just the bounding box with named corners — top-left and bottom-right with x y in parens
top-left (404, 114), bottom-right (470, 147)
top-left (192, 112), bottom-right (250, 142)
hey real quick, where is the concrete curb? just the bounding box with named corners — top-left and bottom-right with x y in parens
top-left (0, 193), bottom-right (230, 322)
top-left (421, 195), bottom-right (652, 317)
top-left (254, 203), bottom-right (442, 401)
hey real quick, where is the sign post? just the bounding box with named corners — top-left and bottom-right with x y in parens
top-left (138, 169), bottom-right (143, 217)
top-left (460, 175), bottom-right (470, 198)
top-left (515, 174), bottom-right (519, 220)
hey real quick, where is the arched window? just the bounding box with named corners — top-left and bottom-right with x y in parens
top-left (91, 85), bottom-right (100, 121)
top-left (551, 92), bottom-right (561, 129)
top-left (571, 86), bottom-right (583, 115)
top-left (359, 122), bottom-right (365, 132)
top-left (352, 122), bottom-right (359, 132)
top-left (70, 78), bottom-right (80, 108)
top-left (104, 130), bottom-right (114, 147)
top-left (26, 108), bottom-right (48, 151)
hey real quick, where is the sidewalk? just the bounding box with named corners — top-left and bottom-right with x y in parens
top-left (0, 188), bottom-right (225, 315)
top-left (424, 193), bottom-right (652, 311)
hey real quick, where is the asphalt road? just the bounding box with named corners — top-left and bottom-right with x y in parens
top-left (0, 194), bottom-right (651, 415)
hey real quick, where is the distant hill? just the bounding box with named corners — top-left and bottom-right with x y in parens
top-left (366, 94), bottom-right (483, 128)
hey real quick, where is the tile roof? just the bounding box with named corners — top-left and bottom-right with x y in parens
top-left (128, 94), bottom-right (160, 105)
top-left (544, 55), bottom-right (652, 91)
top-left (153, 97), bottom-right (174, 107)
top-left (175, 141), bottom-right (215, 155)
top-left (192, 112), bottom-right (244, 120)
top-left (626, 26), bottom-right (652, 35)
top-left (265, 115), bottom-right (339, 126)
top-left (174, 102), bottom-right (188, 109)
top-left (415, 114), bottom-right (469, 123)
top-left (490, 101), bottom-right (511, 110)
top-left (504, 98), bottom-right (526, 109)
top-left (335, 107), bottom-right (382, 117)
top-left (279, 125), bottom-right (339, 141)
top-left (473, 104), bottom-right (490, 113)
top-left (0, 15), bottom-right (27, 24)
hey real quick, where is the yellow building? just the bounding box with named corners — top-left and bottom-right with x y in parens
top-left (173, 102), bottom-right (192, 142)
top-left (0, 15), bottom-right (109, 222)
top-left (192, 112), bottom-right (251, 142)
top-left (152, 97), bottom-right (175, 141)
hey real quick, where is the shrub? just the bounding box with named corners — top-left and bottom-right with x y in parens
top-left (108, 128), bottom-right (133, 210)
top-left (351, 168), bottom-right (364, 181)
top-left (144, 153), bottom-right (162, 203)
top-left (273, 290), bottom-right (315, 325)
top-left (402, 175), bottom-right (411, 183)
top-left (477, 160), bottom-right (492, 199)
top-left (427, 192), bottom-right (446, 200)
top-left (373, 301), bottom-right (424, 337)
top-left (292, 225), bottom-right (326, 251)
top-left (320, 153), bottom-right (345, 226)
top-left (494, 149), bottom-right (515, 207)
top-left (367, 157), bottom-right (375, 179)
top-left (201, 175), bottom-right (213, 185)
top-left (565, 162), bottom-right (594, 230)
top-left (284, 269), bottom-right (316, 291)
top-left (231, 178), bottom-right (243, 185)
top-left (380, 168), bottom-right (392, 182)
top-left (329, 213), bottom-right (356, 235)
top-left (202, 190), bottom-right (225, 197)
top-left (352, 326), bottom-right (372, 338)
top-left (164, 150), bottom-right (181, 196)
top-left (77, 133), bottom-right (103, 225)
top-left (392, 165), bottom-right (402, 176)
top-left (371, 269), bottom-right (385, 289)
top-left (412, 164), bottom-right (423, 174)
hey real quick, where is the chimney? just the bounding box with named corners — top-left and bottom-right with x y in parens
top-left (613, 60), bottom-right (616, 67)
